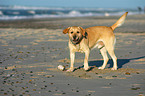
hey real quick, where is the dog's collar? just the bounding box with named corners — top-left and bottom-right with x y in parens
top-left (83, 32), bottom-right (88, 39)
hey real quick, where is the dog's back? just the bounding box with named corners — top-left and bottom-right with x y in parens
top-left (85, 26), bottom-right (114, 49)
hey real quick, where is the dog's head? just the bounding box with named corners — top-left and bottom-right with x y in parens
top-left (63, 26), bottom-right (86, 45)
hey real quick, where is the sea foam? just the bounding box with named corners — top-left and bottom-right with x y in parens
top-left (0, 5), bottom-right (143, 20)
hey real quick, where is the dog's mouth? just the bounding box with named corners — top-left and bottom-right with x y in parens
top-left (72, 37), bottom-right (79, 42)
top-left (71, 36), bottom-right (82, 45)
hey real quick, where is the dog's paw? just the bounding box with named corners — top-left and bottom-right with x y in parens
top-left (66, 68), bottom-right (74, 72)
top-left (111, 67), bottom-right (117, 70)
top-left (84, 67), bottom-right (90, 71)
top-left (98, 67), bottom-right (105, 70)
top-left (84, 67), bottom-right (92, 72)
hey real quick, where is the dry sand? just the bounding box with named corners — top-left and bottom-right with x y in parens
top-left (0, 14), bottom-right (145, 96)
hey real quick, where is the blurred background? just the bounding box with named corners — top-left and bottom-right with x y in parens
top-left (0, 0), bottom-right (145, 20)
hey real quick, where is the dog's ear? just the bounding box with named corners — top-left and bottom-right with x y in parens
top-left (79, 27), bottom-right (86, 37)
top-left (63, 27), bottom-right (70, 34)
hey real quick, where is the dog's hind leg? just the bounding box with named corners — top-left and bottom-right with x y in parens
top-left (107, 49), bottom-right (117, 70)
top-left (98, 47), bottom-right (109, 70)
top-left (105, 38), bottom-right (117, 70)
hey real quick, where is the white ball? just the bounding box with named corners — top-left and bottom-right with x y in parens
top-left (58, 65), bottom-right (65, 71)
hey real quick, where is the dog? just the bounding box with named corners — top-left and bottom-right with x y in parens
top-left (63, 12), bottom-right (128, 72)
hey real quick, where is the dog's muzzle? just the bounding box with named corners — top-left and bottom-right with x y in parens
top-left (71, 35), bottom-right (83, 45)
top-left (72, 35), bottom-right (79, 41)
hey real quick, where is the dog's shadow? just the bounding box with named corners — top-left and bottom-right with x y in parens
top-left (75, 56), bottom-right (145, 71)
top-left (90, 56), bottom-right (145, 69)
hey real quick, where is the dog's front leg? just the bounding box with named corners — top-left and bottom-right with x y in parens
top-left (67, 51), bottom-right (75, 72)
top-left (84, 50), bottom-right (90, 70)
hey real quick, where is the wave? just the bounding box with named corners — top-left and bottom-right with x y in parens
top-left (0, 5), bottom-right (143, 20)
top-left (27, 11), bottom-right (35, 14)
top-left (0, 11), bottom-right (3, 15)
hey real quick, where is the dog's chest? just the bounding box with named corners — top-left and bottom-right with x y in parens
top-left (73, 44), bottom-right (84, 53)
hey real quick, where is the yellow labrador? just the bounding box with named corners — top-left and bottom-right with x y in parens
top-left (63, 12), bottom-right (128, 72)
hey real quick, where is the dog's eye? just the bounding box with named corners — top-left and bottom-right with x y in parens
top-left (71, 32), bottom-right (73, 34)
top-left (77, 31), bottom-right (80, 33)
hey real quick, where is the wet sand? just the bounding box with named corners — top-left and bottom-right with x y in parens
top-left (0, 14), bottom-right (145, 96)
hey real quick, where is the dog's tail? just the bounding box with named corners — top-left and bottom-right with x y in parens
top-left (111, 12), bottom-right (128, 30)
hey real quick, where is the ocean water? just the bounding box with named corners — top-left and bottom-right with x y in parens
top-left (0, 5), bottom-right (143, 20)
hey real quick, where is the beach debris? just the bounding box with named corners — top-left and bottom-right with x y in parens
top-left (108, 83), bottom-right (112, 85)
top-left (33, 89), bottom-right (36, 91)
top-left (125, 72), bottom-right (131, 75)
top-left (136, 72), bottom-right (140, 74)
top-left (78, 73), bottom-right (91, 79)
top-left (4, 93), bottom-right (7, 95)
top-left (131, 87), bottom-right (140, 90)
top-left (67, 83), bottom-right (70, 85)
top-left (44, 75), bottom-right (54, 78)
top-left (58, 65), bottom-right (65, 71)
top-left (5, 66), bottom-right (7, 69)
top-left (99, 76), bottom-right (103, 78)
top-left (76, 90), bottom-right (79, 92)
top-left (95, 73), bottom-right (98, 74)
top-left (12, 68), bottom-right (16, 71)
top-left (138, 92), bottom-right (144, 96)
top-left (50, 83), bottom-right (54, 85)
top-left (112, 75), bottom-right (117, 77)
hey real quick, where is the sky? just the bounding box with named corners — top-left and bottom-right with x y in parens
top-left (0, 0), bottom-right (145, 8)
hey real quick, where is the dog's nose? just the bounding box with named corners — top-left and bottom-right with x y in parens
top-left (73, 35), bottom-right (77, 40)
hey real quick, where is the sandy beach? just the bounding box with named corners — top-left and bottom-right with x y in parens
top-left (0, 14), bottom-right (145, 96)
